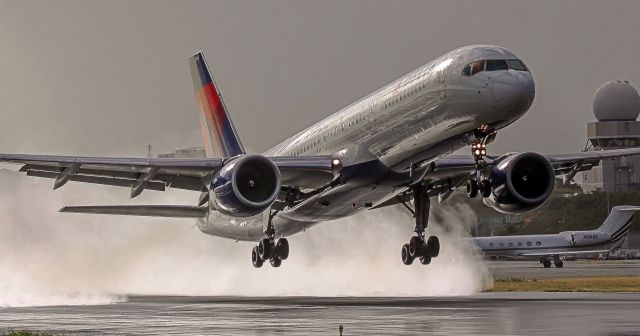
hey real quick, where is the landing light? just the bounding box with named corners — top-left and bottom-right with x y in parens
top-left (332, 158), bottom-right (343, 173)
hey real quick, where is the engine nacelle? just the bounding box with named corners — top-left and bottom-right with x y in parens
top-left (483, 152), bottom-right (555, 214)
top-left (211, 155), bottom-right (281, 217)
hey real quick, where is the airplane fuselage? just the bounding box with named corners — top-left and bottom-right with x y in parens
top-left (471, 231), bottom-right (617, 258)
top-left (198, 45), bottom-right (536, 241)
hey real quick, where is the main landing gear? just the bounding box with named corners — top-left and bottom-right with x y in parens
top-left (540, 256), bottom-right (563, 268)
top-left (466, 127), bottom-right (496, 199)
top-left (251, 210), bottom-right (289, 268)
top-left (400, 184), bottom-right (440, 266)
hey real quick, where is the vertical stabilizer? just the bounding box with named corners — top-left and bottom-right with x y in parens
top-left (189, 51), bottom-right (245, 158)
top-left (598, 206), bottom-right (640, 243)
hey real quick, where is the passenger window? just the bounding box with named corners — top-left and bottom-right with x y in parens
top-left (527, 241), bottom-right (532, 247)
top-left (499, 242), bottom-right (504, 247)
top-left (489, 243), bottom-right (494, 247)
top-left (461, 64), bottom-right (471, 76)
top-left (486, 60), bottom-right (508, 71)
top-left (536, 241), bottom-right (542, 246)
top-left (508, 242), bottom-right (513, 247)
top-left (507, 59), bottom-right (528, 71)
top-left (518, 242), bottom-right (523, 247)
top-left (471, 60), bottom-right (485, 75)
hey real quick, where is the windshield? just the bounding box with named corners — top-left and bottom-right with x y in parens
top-left (462, 59), bottom-right (529, 76)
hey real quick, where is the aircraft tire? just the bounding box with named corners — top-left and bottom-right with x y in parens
top-left (409, 236), bottom-right (424, 257)
top-left (275, 238), bottom-right (289, 260)
top-left (543, 260), bottom-right (552, 268)
top-left (419, 255), bottom-right (432, 265)
top-left (252, 246), bottom-right (264, 268)
top-left (258, 238), bottom-right (273, 261)
top-left (402, 244), bottom-right (415, 265)
top-left (480, 179), bottom-right (492, 198)
top-left (427, 236), bottom-right (440, 258)
top-left (467, 180), bottom-right (479, 198)
top-left (555, 261), bottom-right (563, 268)
top-left (270, 258), bottom-right (282, 268)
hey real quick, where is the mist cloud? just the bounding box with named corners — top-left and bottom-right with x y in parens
top-left (0, 170), bottom-right (491, 306)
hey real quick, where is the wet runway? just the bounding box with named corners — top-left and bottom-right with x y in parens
top-left (1, 293), bottom-right (640, 335)
top-left (2, 261), bottom-right (639, 335)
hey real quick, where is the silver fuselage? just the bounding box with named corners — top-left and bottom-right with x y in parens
top-left (198, 45), bottom-right (536, 241)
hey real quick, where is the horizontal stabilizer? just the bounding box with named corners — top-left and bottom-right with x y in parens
top-left (60, 205), bottom-right (208, 218)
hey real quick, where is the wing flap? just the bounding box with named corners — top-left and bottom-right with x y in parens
top-left (60, 205), bottom-right (208, 218)
top-left (27, 170), bottom-right (167, 191)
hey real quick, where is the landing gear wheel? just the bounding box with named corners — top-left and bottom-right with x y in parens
top-left (401, 244), bottom-right (415, 265)
top-left (408, 236), bottom-right (424, 257)
top-left (542, 259), bottom-right (552, 268)
top-left (251, 246), bottom-right (264, 268)
top-left (466, 179), bottom-right (479, 198)
top-left (426, 236), bottom-right (440, 258)
top-left (258, 238), bottom-right (273, 261)
top-left (275, 238), bottom-right (289, 260)
top-left (419, 255), bottom-right (432, 265)
top-left (270, 258), bottom-right (282, 268)
top-left (555, 260), bottom-right (564, 268)
top-left (479, 179), bottom-right (492, 198)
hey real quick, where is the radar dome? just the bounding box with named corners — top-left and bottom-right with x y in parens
top-left (593, 80), bottom-right (640, 121)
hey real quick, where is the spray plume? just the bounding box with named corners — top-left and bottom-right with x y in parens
top-left (0, 169), bottom-right (491, 306)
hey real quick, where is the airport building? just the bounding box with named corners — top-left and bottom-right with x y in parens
top-left (576, 81), bottom-right (640, 250)
top-left (579, 80), bottom-right (640, 193)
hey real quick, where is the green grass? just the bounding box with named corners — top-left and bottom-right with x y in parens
top-left (489, 276), bottom-right (640, 292)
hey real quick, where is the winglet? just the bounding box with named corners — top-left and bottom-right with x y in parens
top-left (189, 51), bottom-right (245, 158)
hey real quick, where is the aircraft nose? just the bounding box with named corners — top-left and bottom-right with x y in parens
top-left (492, 72), bottom-right (535, 113)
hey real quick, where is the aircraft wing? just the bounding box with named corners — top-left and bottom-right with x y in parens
top-left (428, 147), bottom-right (640, 190)
top-left (432, 147), bottom-right (640, 175)
top-left (0, 153), bottom-right (336, 198)
top-left (372, 148), bottom-right (640, 209)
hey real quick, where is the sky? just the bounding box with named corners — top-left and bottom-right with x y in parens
top-left (1, 0), bottom-right (640, 157)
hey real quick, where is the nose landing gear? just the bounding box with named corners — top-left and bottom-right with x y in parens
top-left (467, 128), bottom-right (496, 199)
top-left (400, 184), bottom-right (441, 266)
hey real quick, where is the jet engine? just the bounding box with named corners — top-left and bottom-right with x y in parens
top-left (211, 155), bottom-right (281, 217)
top-left (483, 152), bottom-right (555, 214)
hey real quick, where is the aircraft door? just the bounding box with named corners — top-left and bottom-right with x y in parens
top-left (438, 69), bottom-right (447, 100)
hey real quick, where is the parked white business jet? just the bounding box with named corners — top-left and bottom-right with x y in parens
top-left (472, 206), bottom-right (639, 268)
top-left (2, 45), bottom-right (640, 268)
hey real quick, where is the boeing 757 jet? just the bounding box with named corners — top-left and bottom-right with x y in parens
top-left (2, 45), bottom-right (640, 268)
top-left (472, 206), bottom-right (638, 268)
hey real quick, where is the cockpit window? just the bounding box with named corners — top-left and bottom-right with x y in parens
top-left (463, 59), bottom-right (529, 76)
top-left (507, 59), bottom-right (528, 71)
top-left (462, 64), bottom-right (471, 76)
top-left (470, 60), bottom-right (485, 75)
top-left (486, 59), bottom-right (508, 71)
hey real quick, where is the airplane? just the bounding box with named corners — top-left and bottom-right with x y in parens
top-left (2, 45), bottom-right (640, 269)
top-left (470, 205), bottom-right (639, 268)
